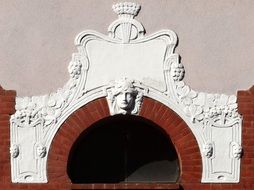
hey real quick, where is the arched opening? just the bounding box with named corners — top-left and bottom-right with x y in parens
top-left (67, 114), bottom-right (180, 184)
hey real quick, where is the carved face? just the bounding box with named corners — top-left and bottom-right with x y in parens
top-left (203, 143), bottom-right (213, 158)
top-left (37, 146), bottom-right (46, 158)
top-left (10, 145), bottom-right (19, 158)
top-left (113, 79), bottom-right (137, 111)
top-left (116, 91), bottom-right (135, 110)
top-left (232, 145), bottom-right (242, 159)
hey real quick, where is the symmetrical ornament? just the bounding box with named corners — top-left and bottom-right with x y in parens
top-left (106, 78), bottom-right (144, 115)
top-left (109, 2), bottom-right (144, 43)
top-left (10, 2), bottom-right (242, 183)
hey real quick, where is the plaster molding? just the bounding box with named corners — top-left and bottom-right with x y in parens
top-left (106, 78), bottom-right (145, 115)
top-left (10, 144), bottom-right (19, 158)
top-left (203, 142), bottom-right (213, 158)
top-left (109, 2), bottom-right (144, 43)
top-left (231, 142), bottom-right (242, 160)
top-left (10, 2), bottom-right (242, 183)
top-left (36, 144), bottom-right (47, 159)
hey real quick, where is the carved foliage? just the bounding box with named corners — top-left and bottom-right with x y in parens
top-left (175, 81), bottom-right (240, 126)
top-left (166, 54), bottom-right (241, 127)
top-left (10, 53), bottom-right (86, 183)
top-left (170, 60), bottom-right (185, 81)
top-left (9, 2), bottom-right (243, 184)
top-left (11, 53), bottom-right (85, 130)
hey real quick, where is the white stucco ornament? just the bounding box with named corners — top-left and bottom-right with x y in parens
top-left (10, 2), bottom-right (242, 183)
top-left (203, 142), bottom-right (213, 158)
top-left (106, 78), bottom-right (144, 115)
top-left (36, 144), bottom-right (47, 158)
top-left (10, 144), bottom-right (19, 158)
top-left (231, 142), bottom-right (242, 160)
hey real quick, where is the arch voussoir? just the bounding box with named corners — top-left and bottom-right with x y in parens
top-left (48, 97), bottom-right (202, 185)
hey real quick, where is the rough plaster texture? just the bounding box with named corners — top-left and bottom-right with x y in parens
top-left (0, 0), bottom-right (253, 96)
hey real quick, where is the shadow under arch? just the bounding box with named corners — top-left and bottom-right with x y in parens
top-left (47, 97), bottom-right (202, 187)
top-left (67, 114), bottom-right (180, 183)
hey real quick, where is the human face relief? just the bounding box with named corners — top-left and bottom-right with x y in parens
top-left (10, 145), bottom-right (19, 158)
top-left (116, 90), bottom-right (135, 110)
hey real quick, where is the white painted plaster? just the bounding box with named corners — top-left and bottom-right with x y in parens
top-left (0, 0), bottom-right (253, 96)
top-left (10, 2), bottom-right (242, 184)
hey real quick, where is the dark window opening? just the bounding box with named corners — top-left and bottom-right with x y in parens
top-left (67, 115), bottom-right (180, 184)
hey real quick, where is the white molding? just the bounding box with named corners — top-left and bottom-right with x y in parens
top-left (10, 2), bottom-right (242, 183)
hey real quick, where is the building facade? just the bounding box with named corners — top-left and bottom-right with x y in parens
top-left (0, 1), bottom-right (254, 190)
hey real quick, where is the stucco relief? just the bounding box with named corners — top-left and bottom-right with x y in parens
top-left (106, 78), bottom-right (144, 115)
top-left (231, 142), bottom-right (242, 160)
top-left (203, 142), bottom-right (213, 158)
top-left (10, 144), bottom-right (19, 158)
top-left (36, 144), bottom-right (47, 159)
top-left (10, 2), bottom-right (242, 183)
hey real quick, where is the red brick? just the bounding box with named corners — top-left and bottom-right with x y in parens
top-left (237, 90), bottom-right (251, 97)
top-left (248, 85), bottom-right (254, 95)
top-left (158, 109), bottom-right (176, 128)
top-left (3, 89), bottom-right (254, 189)
top-left (140, 97), bottom-right (155, 118)
top-left (81, 106), bottom-right (97, 125)
top-left (98, 98), bottom-right (110, 116)
top-left (75, 107), bottom-right (94, 128)
top-left (3, 90), bottom-right (16, 96)
top-left (89, 100), bottom-right (107, 120)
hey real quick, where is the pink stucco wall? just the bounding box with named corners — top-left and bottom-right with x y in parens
top-left (0, 0), bottom-right (253, 96)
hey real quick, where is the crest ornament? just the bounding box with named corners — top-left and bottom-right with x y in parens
top-left (109, 2), bottom-right (144, 43)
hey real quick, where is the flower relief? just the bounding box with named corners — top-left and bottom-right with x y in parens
top-left (106, 78), bottom-right (143, 115)
top-left (10, 144), bottom-right (19, 158)
top-left (11, 97), bottom-right (41, 127)
top-left (202, 142), bottom-right (213, 158)
top-left (175, 81), bottom-right (240, 125)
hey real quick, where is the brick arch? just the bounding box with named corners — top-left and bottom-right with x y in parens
top-left (47, 97), bottom-right (202, 187)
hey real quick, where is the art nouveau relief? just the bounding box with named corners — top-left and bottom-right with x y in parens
top-left (106, 78), bottom-right (144, 115)
top-left (10, 2), bottom-right (242, 183)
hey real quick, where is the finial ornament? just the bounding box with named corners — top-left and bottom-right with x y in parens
top-left (112, 2), bottom-right (141, 18)
top-left (108, 2), bottom-right (144, 43)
